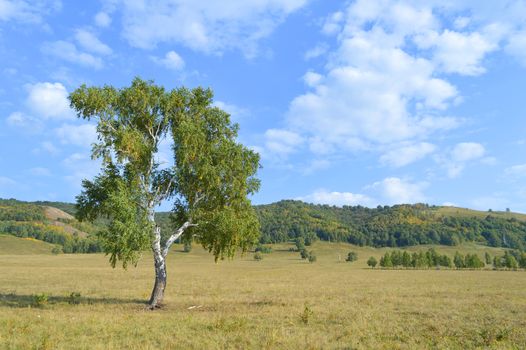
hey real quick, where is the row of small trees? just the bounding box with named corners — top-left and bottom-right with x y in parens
top-left (368, 249), bottom-right (526, 270)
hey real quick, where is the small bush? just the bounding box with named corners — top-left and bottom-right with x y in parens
top-left (300, 248), bottom-right (309, 260)
top-left (51, 246), bottom-right (63, 255)
top-left (346, 251), bottom-right (358, 262)
top-left (68, 292), bottom-right (82, 305)
top-left (308, 252), bottom-right (317, 263)
top-left (300, 304), bottom-right (314, 324)
top-left (255, 244), bottom-right (272, 254)
top-left (254, 252), bottom-right (263, 261)
top-left (32, 293), bottom-right (48, 307)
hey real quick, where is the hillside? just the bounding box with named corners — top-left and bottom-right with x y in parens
top-left (0, 199), bottom-right (101, 253)
top-left (0, 234), bottom-right (56, 254)
top-left (255, 201), bottom-right (526, 249)
top-left (2, 198), bottom-right (526, 252)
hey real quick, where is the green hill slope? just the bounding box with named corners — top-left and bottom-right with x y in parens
top-left (255, 201), bottom-right (526, 249)
top-left (0, 234), bottom-right (56, 254)
top-left (0, 199), bottom-right (101, 253)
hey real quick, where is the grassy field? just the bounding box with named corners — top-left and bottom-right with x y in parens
top-left (0, 234), bottom-right (55, 255)
top-left (1, 240), bottom-right (525, 349)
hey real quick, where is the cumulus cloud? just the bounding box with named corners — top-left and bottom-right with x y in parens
top-left (6, 111), bottom-right (43, 132)
top-left (370, 177), bottom-right (428, 205)
top-left (213, 100), bottom-right (249, 121)
top-left (380, 142), bottom-right (436, 168)
top-left (258, 0), bottom-right (525, 174)
top-left (113, 0), bottom-right (308, 56)
top-left (151, 50), bottom-right (185, 70)
top-left (94, 11), bottom-right (111, 27)
top-left (0, 0), bottom-right (60, 23)
top-left (451, 142), bottom-right (485, 162)
top-left (26, 82), bottom-right (73, 120)
top-left (263, 129), bottom-right (304, 159)
top-left (441, 142), bottom-right (486, 178)
top-left (55, 124), bottom-right (97, 147)
top-left (42, 41), bottom-right (103, 69)
top-left (298, 189), bottom-right (374, 207)
top-left (504, 164), bottom-right (526, 178)
top-left (75, 29), bottom-right (113, 55)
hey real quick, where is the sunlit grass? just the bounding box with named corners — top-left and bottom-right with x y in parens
top-left (1, 242), bottom-right (525, 349)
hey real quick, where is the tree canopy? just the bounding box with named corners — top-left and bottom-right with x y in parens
top-left (69, 78), bottom-right (261, 307)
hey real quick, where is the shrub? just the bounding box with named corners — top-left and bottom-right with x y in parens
top-left (300, 248), bottom-right (309, 260)
top-left (254, 252), bottom-right (263, 261)
top-left (367, 256), bottom-right (377, 268)
top-left (68, 292), bottom-right (82, 305)
top-left (255, 244), bottom-right (272, 254)
top-left (300, 304), bottom-right (313, 324)
top-left (308, 252), bottom-right (317, 263)
top-left (32, 293), bottom-right (48, 307)
top-left (51, 246), bottom-right (63, 255)
top-left (345, 251), bottom-right (358, 262)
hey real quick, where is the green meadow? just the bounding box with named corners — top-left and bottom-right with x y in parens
top-left (1, 239), bottom-right (525, 349)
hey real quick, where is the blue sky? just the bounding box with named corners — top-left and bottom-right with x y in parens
top-left (1, 0), bottom-right (526, 212)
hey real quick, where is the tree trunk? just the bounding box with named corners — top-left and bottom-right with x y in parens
top-left (148, 256), bottom-right (167, 309)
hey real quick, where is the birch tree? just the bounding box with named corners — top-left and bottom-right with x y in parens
top-left (70, 78), bottom-right (261, 309)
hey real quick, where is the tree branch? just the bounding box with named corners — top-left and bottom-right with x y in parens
top-left (162, 221), bottom-right (198, 258)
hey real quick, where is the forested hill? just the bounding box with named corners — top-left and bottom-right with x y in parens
top-left (2, 198), bottom-right (526, 251)
top-left (255, 201), bottom-right (526, 249)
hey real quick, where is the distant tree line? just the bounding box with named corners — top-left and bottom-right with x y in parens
top-left (256, 201), bottom-right (526, 249)
top-left (374, 249), bottom-right (526, 270)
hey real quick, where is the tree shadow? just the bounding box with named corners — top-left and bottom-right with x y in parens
top-left (0, 292), bottom-right (146, 308)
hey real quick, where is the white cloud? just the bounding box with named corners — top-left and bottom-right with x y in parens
top-left (62, 152), bottom-right (100, 188)
top-left (55, 123), bottom-right (97, 147)
top-left (451, 142), bottom-right (485, 162)
top-left (0, 176), bottom-right (16, 186)
top-left (0, 0), bottom-right (60, 23)
top-left (151, 50), bottom-right (185, 70)
top-left (304, 43), bottom-right (328, 60)
top-left (298, 189), bottom-right (374, 207)
top-left (506, 30), bottom-right (526, 66)
top-left (504, 164), bottom-right (526, 178)
top-left (32, 141), bottom-right (59, 155)
top-left (213, 100), bottom-right (249, 121)
top-left (263, 128), bottom-right (304, 159)
top-left (6, 111), bottom-right (42, 132)
top-left (42, 41), bottom-right (103, 69)
top-left (26, 82), bottom-right (73, 120)
top-left (115, 0), bottom-right (309, 57)
top-left (441, 142), bottom-right (486, 178)
top-left (94, 11), bottom-right (111, 27)
top-left (370, 177), bottom-right (428, 205)
top-left (75, 29), bottom-right (113, 55)
top-left (380, 142), bottom-right (436, 168)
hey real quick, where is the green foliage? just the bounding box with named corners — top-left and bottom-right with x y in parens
top-left (300, 248), bottom-right (309, 260)
top-left (367, 256), bottom-right (377, 268)
top-left (256, 201), bottom-right (526, 249)
top-left (32, 293), bottom-right (48, 307)
top-left (254, 244), bottom-right (272, 254)
top-left (51, 246), bottom-right (63, 255)
top-left (295, 237), bottom-right (305, 252)
top-left (345, 251), bottom-right (358, 262)
top-left (70, 78), bottom-right (261, 267)
top-left (485, 252), bottom-right (492, 265)
top-left (379, 249), bottom-right (464, 269)
top-left (253, 252), bottom-right (263, 261)
top-left (68, 292), bottom-right (82, 305)
top-left (308, 252), bottom-right (317, 263)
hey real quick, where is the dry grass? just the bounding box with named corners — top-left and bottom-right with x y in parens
top-left (1, 242), bottom-right (525, 349)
